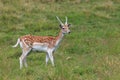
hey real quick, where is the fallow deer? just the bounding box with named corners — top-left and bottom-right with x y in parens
top-left (12, 16), bottom-right (71, 69)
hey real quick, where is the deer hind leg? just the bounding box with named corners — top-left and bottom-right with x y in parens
top-left (19, 56), bottom-right (23, 69)
top-left (19, 48), bottom-right (31, 69)
top-left (23, 48), bottom-right (31, 68)
top-left (19, 51), bottom-right (25, 69)
top-left (23, 57), bottom-right (28, 68)
top-left (19, 41), bottom-right (31, 69)
top-left (46, 53), bottom-right (49, 65)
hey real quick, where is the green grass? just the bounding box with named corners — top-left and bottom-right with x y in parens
top-left (0, 0), bottom-right (120, 80)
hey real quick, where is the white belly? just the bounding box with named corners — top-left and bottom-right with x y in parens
top-left (32, 42), bottom-right (49, 52)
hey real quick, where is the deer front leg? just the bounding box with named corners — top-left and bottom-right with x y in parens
top-left (48, 50), bottom-right (54, 66)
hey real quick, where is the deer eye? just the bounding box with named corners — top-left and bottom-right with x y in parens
top-left (59, 24), bottom-right (63, 28)
top-left (68, 24), bottom-right (71, 27)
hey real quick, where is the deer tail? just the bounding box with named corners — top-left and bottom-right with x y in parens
top-left (12, 38), bottom-right (20, 48)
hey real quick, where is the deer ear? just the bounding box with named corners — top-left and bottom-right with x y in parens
top-left (59, 24), bottom-right (63, 28)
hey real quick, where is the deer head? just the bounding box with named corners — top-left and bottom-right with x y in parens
top-left (56, 16), bottom-right (71, 34)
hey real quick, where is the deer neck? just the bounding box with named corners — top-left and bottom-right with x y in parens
top-left (55, 30), bottom-right (64, 47)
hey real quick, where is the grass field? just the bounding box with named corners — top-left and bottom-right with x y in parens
top-left (0, 0), bottom-right (120, 80)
